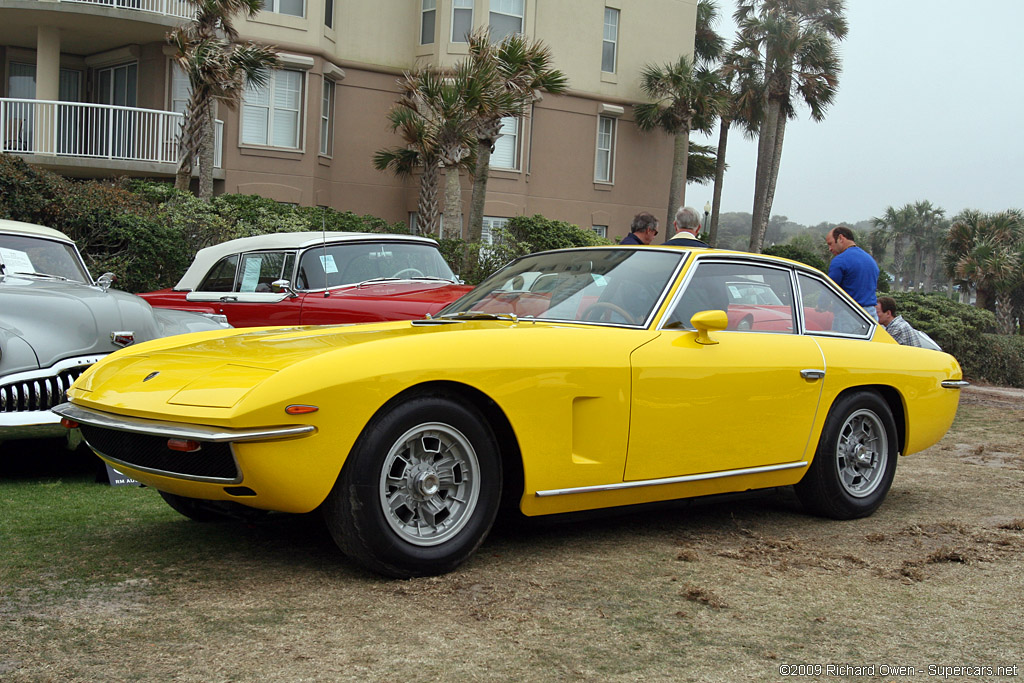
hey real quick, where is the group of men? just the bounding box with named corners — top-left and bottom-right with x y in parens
top-left (619, 208), bottom-right (936, 349)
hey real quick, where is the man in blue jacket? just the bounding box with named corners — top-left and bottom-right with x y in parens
top-left (826, 225), bottom-right (879, 321)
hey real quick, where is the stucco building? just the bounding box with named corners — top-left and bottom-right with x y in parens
top-left (0, 0), bottom-right (697, 240)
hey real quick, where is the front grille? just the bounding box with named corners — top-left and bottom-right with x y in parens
top-left (0, 365), bottom-right (91, 413)
top-left (79, 424), bottom-right (240, 482)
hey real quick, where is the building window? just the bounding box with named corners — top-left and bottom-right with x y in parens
top-left (320, 79), bottom-right (335, 156)
top-left (482, 216), bottom-right (510, 245)
top-left (591, 225), bottom-right (608, 239)
top-left (324, 0), bottom-right (333, 27)
top-left (261, 0), bottom-right (303, 17)
top-left (452, 0), bottom-right (474, 42)
top-left (242, 68), bottom-right (303, 149)
top-left (421, 0), bottom-right (436, 45)
top-left (490, 116), bottom-right (519, 170)
top-left (595, 115), bottom-right (615, 183)
top-left (490, 0), bottom-right (523, 42)
top-left (602, 7), bottom-right (619, 73)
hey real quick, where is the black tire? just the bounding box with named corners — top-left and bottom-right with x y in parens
top-left (322, 395), bottom-right (502, 578)
top-left (795, 390), bottom-right (898, 520)
top-left (158, 490), bottom-right (263, 523)
top-left (736, 316), bottom-right (753, 331)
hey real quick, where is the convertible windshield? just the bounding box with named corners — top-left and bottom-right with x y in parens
top-left (441, 249), bottom-right (683, 326)
top-left (296, 241), bottom-right (457, 290)
top-left (0, 233), bottom-right (91, 283)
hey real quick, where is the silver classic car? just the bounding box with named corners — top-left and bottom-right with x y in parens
top-left (0, 219), bottom-right (229, 445)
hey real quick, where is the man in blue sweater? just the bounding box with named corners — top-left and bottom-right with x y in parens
top-left (826, 225), bottom-right (879, 321)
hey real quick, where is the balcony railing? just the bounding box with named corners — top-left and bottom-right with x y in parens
top-left (58, 0), bottom-right (195, 20)
top-left (1, 98), bottom-right (222, 170)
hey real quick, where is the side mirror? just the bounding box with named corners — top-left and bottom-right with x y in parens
top-left (691, 309), bottom-right (728, 346)
top-left (271, 279), bottom-right (298, 298)
top-left (96, 272), bottom-right (116, 292)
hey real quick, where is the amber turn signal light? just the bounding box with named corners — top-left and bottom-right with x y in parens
top-left (60, 418), bottom-right (79, 429)
top-left (167, 438), bottom-right (201, 453)
top-left (285, 404), bottom-right (319, 415)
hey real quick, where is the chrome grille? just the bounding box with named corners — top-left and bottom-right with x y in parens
top-left (0, 365), bottom-right (91, 413)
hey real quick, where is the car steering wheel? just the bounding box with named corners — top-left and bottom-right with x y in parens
top-left (393, 268), bottom-right (424, 278)
top-left (582, 302), bottom-right (637, 324)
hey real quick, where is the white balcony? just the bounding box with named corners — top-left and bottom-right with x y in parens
top-left (1, 98), bottom-right (222, 173)
top-left (57, 0), bottom-right (195, 20)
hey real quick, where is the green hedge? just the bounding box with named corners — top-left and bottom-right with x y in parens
top-left (0, 156), bottom-right (189, 292)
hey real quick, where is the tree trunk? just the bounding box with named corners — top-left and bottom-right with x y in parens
top-left (757, 112), bottom-right (788, 251)
top-left (749, 100), bottom-right (780, 252)
top-left (442, 165), bottom-right (463, 239)
top-left (417, 160), bottom-right (440, 236)
top-left (198, 102), bottom-right (215, 201)
top-left (708, 117), bottom-right (730, 248)
top-left (995, 293), bottom-right (1015, 335)
top-left (892, 238), bottom-right (906, 291)
top-left (665, 129), bottom-right (690, 240)
top-left (468, 120), bottom-right (502, 244)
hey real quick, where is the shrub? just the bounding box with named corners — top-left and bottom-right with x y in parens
top-left (763, 244), bottom-right (828, 273)
top-left (506, 214), bottom-right (612, 253)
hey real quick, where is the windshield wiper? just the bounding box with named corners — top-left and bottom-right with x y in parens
top-left (11, 271), bottom-right (68, 281)
top-left (437, 311), bottom-right (523, 322)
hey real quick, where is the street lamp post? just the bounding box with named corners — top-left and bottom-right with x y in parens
top-left (703, 201), bottom-right (711, 238)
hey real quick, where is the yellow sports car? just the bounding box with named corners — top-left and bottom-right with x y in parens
top-left (54, 246), bottom-right (967, 577)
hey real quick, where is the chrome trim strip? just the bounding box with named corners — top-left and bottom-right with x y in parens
top-left (941, 380), bottom-right (970, 389)
top-left (98, 453), bottom-right (243, 485)
top-left (52, 403), bottom-right (315, 442)
top-left (534, 461), bottom-right (809, 497)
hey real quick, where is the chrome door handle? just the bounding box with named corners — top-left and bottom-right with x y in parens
top-left (800, 369), bottom-right (825, 380)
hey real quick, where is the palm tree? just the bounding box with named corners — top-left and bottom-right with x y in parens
top-left (709, 46), bottom-right (763, 247)
top-left (910, 200), bottom-right (946, 291)
top-left (736, 0), bottom-right (848, 253)
top-left (170, 0), bottom-right (278, 200)
top-left (634, 54), bottom-right (724, 235)
top-left (374, 66), bottom-right (478, 238)
top-left (373, 111), bottom-right (442, 236)
top-left (945, 210), bottom-right (1024, 328)
top-left (872, 204), bottom-right (915, 290)
top-left (464, 30), bottom-right (568, 245)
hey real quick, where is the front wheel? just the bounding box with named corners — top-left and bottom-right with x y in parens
top-left (322, 395), bottom-right (501, 578)
top-left (795, 391), bottom-right (898, 520)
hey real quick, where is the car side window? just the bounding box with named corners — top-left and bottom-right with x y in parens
top-left (797, 273), bottom-right (872, 336)
top-left (238, 252), bottom-right (289, 292)
top-left (197, 254), bottom-right (239, 292)
top-left (666, 261), bottom-right (795, 333)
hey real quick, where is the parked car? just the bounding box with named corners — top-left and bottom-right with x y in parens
top-left (724, 279), bottom-right (835, 331)
top-left (138, 232), bottom-right (473, 327)
top-left (55, 246), bottom-right (967, 577)
top-left (0, 219), bottom-right (228, 445)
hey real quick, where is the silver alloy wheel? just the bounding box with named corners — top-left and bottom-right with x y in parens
top-left (378, 421), bottom-right (481, 546)
top-left (835, 408), bottom-right (888, 498)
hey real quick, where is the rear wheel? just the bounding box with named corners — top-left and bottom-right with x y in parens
top-left (322, 395), bottom-right (501, 578)
top-left (795, 390), bottom-right (898, 519)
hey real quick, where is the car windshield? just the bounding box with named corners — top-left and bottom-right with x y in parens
top-left (441, 248), bottom-right (683, 326)
top-left (0, 233), bottom-right (91, 283)
top-left (295, 241), bottom-right (458, 290)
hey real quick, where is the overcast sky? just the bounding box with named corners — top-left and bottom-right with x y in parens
top-left (687, 0), bottom-right (1024, 227)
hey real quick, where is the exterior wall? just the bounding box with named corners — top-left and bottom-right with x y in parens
top-left (1, 0), bottom-right (697, 239)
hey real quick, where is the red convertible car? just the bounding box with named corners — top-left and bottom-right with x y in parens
top-left (140, 232), bottom-right (472, 327)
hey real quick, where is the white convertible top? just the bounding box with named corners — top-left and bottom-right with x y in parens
top-left (0, 219), bottom-right (74, 242)
top-left (175, 231), bottom-right (440, 290)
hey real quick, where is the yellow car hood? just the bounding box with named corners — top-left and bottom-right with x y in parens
top-left (71, 323), bottom-right (421, 409)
